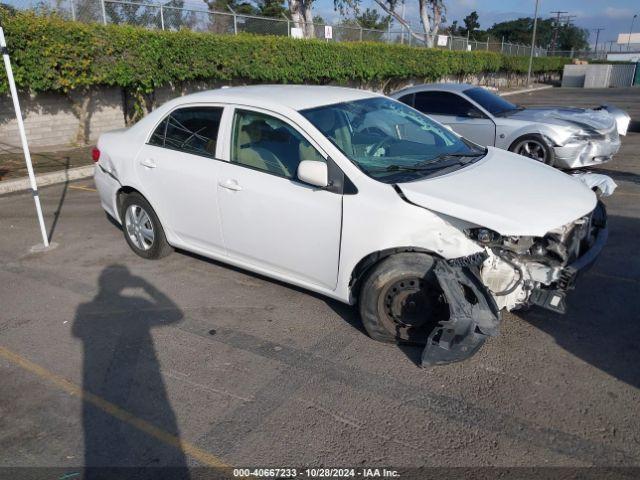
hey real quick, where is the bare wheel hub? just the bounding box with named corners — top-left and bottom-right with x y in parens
top-left (384, 277), bottom-right (433, 328)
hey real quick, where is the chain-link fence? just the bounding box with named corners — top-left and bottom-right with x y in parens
top-left (33, 0), bottom-right (548, 56)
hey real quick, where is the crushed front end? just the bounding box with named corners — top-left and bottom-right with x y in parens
top-left (552, 125), bottom-right (621, 169)
top-left (477, 202), bottom-right (608, 313)
top-left (421, 204), bottom-right (608, 367)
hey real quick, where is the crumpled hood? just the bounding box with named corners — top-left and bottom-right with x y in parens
top-left (397, 147), bottom-right (597, 237)
top-left (507, 106), bottom-right (617, 133)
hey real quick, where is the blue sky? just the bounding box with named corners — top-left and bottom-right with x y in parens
top-left (314, 0), bottom-right (640, 46)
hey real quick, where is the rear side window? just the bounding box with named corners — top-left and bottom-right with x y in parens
top-left (148, 107), bottom-right (223, 157)
top-left (414, 91), bottom-right (479, 117)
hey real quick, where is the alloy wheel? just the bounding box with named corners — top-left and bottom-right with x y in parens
top-left (124, 204), bottom-right (155, 251)
top-left (515, 139), bottom-right (547, 163)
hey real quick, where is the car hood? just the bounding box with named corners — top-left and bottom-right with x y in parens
top-left (505, 106), bottom-right (617, 134)
top-left (397, 147), bottom-right (597, 237)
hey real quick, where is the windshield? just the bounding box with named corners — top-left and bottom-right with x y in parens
top-left (300, 97), bottom-right (486, 183)
top-left (463, 87), bottom-right (519, 116)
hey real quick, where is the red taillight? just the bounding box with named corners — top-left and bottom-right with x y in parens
top-left (91, 147), bottom-right (100, 163)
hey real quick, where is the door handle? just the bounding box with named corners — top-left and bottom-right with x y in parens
top-left (140, 158), bottom-right (157, 169)
top-left (218, 179), bottom-right (242, 191)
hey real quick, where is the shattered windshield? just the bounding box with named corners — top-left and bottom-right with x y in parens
top-left (300, 97), bottom-right (486, 183)
top-left (464, 87), bottom-right (520, 116)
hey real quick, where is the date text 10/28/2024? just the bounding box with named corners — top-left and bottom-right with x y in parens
top-left (232, 468), bottom-right (401, 478)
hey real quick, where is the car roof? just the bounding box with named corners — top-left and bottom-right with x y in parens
top-left (171, 85), bottom-right (381, 111)
top-left (391, 83), bottom-right (477, 97)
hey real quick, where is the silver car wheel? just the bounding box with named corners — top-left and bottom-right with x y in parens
top-left (514, 139), bottom-right (547, 163)
top-left (124, 204), bottom-right (155, 251)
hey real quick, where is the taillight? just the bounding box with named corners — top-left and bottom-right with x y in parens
top-left (91, 147), bottom-right (100, 163)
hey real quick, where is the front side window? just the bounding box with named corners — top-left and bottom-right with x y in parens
top-left (301, 97), bottom-right (486, 183)
top-left (231, 109), bottom-right (325, 179)
top-left (414, 91), bottom-right (482, 118)
top-left (149, 107), bottom-right (223, 157)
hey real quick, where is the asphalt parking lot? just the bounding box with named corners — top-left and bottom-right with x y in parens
top-left (1, 87), bottom-right (639, 475)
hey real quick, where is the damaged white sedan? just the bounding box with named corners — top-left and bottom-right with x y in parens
top-left (391, 83), bottom-right (630, 169)
top-left (93, 85), bottom-right (607, 366)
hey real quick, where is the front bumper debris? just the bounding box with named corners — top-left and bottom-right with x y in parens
top-left (421, 261), bottom-right (500, 367)
top-left (529, 221), bottom-right (608, 314)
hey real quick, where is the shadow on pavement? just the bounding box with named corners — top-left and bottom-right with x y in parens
top-left (518, 214), bottom-right (640, 389)
top-left (47, 157), bottom-right (70, 243)
top-left (72, 264), bottom-right (190, 478)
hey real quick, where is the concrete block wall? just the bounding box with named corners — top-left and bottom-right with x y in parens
top-left (0, 87), bottom-right (125, 153)
top-left (0, 72), bottom-right (558, 152)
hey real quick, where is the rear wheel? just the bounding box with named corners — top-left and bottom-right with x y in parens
top-left (510, 134), bottom-right (554, 166)
top-left (358, 253), bottom-right (448, 344)
top-left (120, 192), bottom-right (172, 260)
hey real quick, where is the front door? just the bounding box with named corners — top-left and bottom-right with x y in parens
top-left (413, 91), bottom-right (496, 147)
top-left (135, 106), bottom-right (226, 254)
top-left (216, 108), bottom-right (342, 289)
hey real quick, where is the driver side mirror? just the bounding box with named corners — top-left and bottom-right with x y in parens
top-left (297, 160), bottom-right (328, 188)
top-left (466, 108), bottom-right (486, 119)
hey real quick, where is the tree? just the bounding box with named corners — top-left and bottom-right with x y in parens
top-left (335, 0), bottom-right (445, 47)
top-left (446, 19), bottom-right (459, 36)
top-left (487, 17), bottom-right (588, 51)
top-left (256, 0), bottom-right (287, 17)
top-left (462, 10), bottom-right (479, 36)
top-left (288, 0), bottom-right (315, 38)
top-left (357, 8), bottom-right (391, 30)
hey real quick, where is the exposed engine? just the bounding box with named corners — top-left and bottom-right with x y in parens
top-left (469, 202), bottom-right (607, 312)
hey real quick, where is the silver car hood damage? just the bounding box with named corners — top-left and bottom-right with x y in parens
top-left (397, 148), bottom-right (597, 237)
top-left (506, 105), bottom-right (629, 135)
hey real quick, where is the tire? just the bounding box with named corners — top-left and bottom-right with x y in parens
top-left (509, 134), bottom-right (555, 166)
top-left (358, 253), bottom-right (448, 345)
top-left (119, 192), bottom-right (173, 260)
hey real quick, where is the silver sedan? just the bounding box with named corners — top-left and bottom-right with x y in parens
top-left (390, 83), bottom-right (630, 169)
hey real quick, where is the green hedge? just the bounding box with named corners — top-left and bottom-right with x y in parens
top-left (0, 10), bottom-right (570, 95)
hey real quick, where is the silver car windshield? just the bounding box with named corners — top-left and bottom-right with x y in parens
top-left (300, 97), bottom-right (486, 183)
top-left (464, 87), bottom-right (520, 116)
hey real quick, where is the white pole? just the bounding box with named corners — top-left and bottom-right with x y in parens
top-left (527, 0), bottom-right (540, 87)
top-left (0, 27), bottom-right (49, 248)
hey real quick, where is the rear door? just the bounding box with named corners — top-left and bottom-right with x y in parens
top-left (135, 105), bottom-right (226, 255)
top-left (404, 91), bottom-right (496, 147)
top-left (216, 107), bottom-right (343, 289)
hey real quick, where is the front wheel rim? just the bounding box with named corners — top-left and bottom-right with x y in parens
top-left (515, 140), bottom-right (547, 162)
top-left (125, 204), bottom-right (155, 251)
top-left (380, 276), bottom-right (444, 334)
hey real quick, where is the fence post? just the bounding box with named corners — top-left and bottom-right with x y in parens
top-left (281, 13), bottom-right (290, 37)
top-left (100, 0), bottom-right (107, 25)
top-left (227, 5), bottom-right (237, 35)
top-left (160, 5), bottom-right (164, 30)
top-left (449, 35), bottom-right (452, 50)
top-left (501, 37), bottom-right (504, 54)
top-left (70, 0), bottom-right (76, 21)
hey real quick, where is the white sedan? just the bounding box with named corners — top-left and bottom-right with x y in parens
top-left (93, 85), bottom-right (607, 366)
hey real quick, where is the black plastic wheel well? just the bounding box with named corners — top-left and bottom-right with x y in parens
top-left (116, 186), bottom-right (141, 212)
top-left (348, 247), bottom-right (437, 300)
